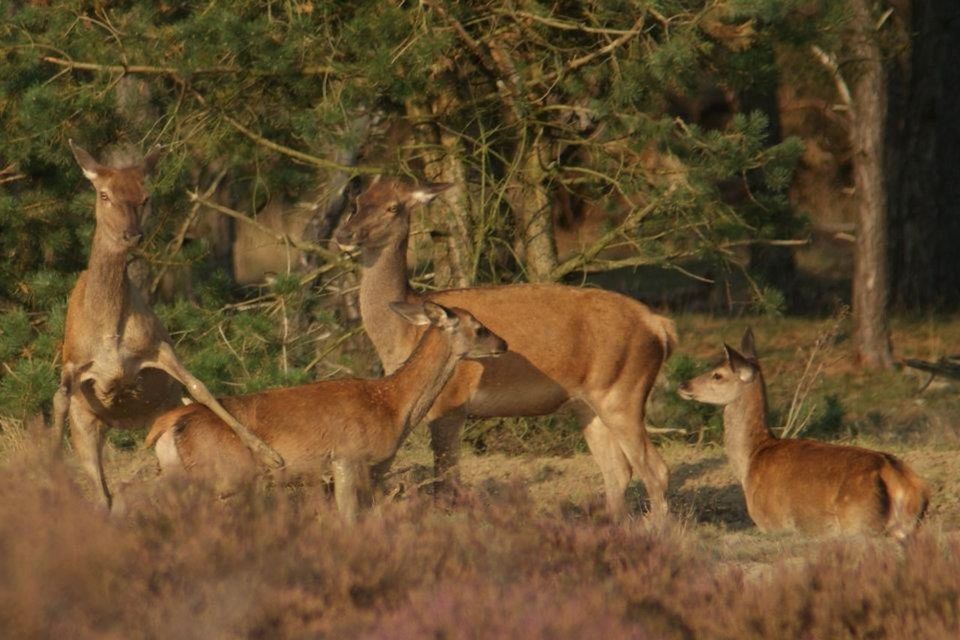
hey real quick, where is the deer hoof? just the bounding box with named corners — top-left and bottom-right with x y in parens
top-left (255, 442), bottom-right (285, 469)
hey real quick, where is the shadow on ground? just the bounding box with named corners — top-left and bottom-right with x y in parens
top-left (667, 455), bottom-right (752, 530)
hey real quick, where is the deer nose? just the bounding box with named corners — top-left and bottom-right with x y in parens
top-left (333, 228), bottom-right (358, 251)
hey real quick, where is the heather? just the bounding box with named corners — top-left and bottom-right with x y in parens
top-left (1, 429), bottom-right (958, 639)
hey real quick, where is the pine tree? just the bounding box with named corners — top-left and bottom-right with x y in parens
top-left (0, 1), bottom-right (830, 419)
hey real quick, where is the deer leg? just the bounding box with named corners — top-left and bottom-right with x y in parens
top-left (69, 402), bottom-right (111, 511)
top-left (145, 342), bottom-right (284, 469)
top-left (332, 458), bottom-right (360, 524)
top-left (428, 409), bottom-right (466, 490)
top-left (597, 406), bottom-right (669, 519)
top-left (51, 367), bottom-right (74, 454)
top-left (582, 416), bottom-right (631, 522)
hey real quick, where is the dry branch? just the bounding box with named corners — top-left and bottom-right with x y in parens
top-left (188, 192), bottom-right (346, 267)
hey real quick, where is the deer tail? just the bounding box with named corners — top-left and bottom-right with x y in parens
top-left (144, 406), bottom-right (190, 450)
top-left (879, 455), bottom-right (930, 541)
top-left (657, 315), bottom-right (679, 361)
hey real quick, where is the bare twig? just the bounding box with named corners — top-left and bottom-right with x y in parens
top-left (187, 192), bottom-right (346, 265)
top-left (551, 200), bottom-right (658, 280)
top-left (780, 306), bottom-right (850, 439)
top-left (40, 55), bottom-right (375, 173)
top-left (810, 46), bottom-right (852, 111)
top-left (149, 168), bottom-right (228, 295)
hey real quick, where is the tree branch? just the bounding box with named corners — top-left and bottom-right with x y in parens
top-left (40, 55), bottom-right (337, 78)
top-left (551, 200), bottom-right (657, 280)
top-left (188, 192), bottom-right (347, 266)
top-left (40, 54), bottom-right (378, 174)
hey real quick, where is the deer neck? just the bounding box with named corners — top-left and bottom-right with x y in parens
top-left (357, 229), bottom-right (416, 372)
top-left (722, 375), bottom-right (775, 484)
top-left (83, 227), bottom-right (131, 337)
top-left (382, 327), bottom-right (457, 444)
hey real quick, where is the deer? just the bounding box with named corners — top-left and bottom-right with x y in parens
top-left (52, 141), bottom-right (283, 511)
top-left (145, 301), bottom-right (508, 522)
top-left (333, 177), bottom-right (678, 522)
top-left (677, 328), bottom-right (930, 539)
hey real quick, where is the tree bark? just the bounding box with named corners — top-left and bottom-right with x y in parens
top-left (888, 0), bottom-right (960, 310)
top-left (848, 0), bottom-right (894, 370)
top-left (504, 131), bottom-right (558, 282)
top-left (407, 100), bottom-right (475, 288)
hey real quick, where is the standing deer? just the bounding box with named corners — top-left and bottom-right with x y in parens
top-left (52, 141), bottom-right (283, 511)
top-left (334, 178), bottom-right (677, 521)
top-left (145, 301), bottom-right (507, 522)
top-left (678, 328), bottom-right (930, 539)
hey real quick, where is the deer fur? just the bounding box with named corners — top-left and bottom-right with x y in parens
top-left (334, 177), bottom-right (677, 521)
top-left (678, 328), bottom-right (930, 539)
top-left (145, 302), bottom-right (507, 522)
top-left (53, 141), bottom-right (283, 510)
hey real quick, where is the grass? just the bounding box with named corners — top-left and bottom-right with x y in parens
top-left (1, 313), bottom-right (959, 638)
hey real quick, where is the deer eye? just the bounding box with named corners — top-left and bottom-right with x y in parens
top-left (99, 191), bottom-right (109, 202)
top-left (712, 372), bottom-right (723, 380)
top-left (386, 203), bottom-right (400, 214)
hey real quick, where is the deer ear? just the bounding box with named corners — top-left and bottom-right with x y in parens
top-left (143, 144), bottom-right (162, 175)
top-left (409, 182), bottom-right (453, 205)
top-left (388, 301), bottom-right (431, 326)
top-left (69, 140), bottom-right (104, 181)
top-left (725, 344), bottom-right (757, 383)
top-left (422, 301), bottom-right (458, 328)
top-left (740, 327), bottom-right (757, 360)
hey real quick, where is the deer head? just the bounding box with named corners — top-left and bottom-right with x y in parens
top-left (334, 178), bottom-right (452, 250)
top-left (70, 140), bottom-right (160, 250)
top-left (677, 328), bottom-right (759, 405)
top-left (389, 301), bottom-right (508, 360)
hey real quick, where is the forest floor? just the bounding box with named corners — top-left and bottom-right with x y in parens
top-left (1, 313), bottom-right (959, 637)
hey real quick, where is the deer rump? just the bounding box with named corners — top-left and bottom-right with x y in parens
top-left (745, 439), bottom-right (929, 536)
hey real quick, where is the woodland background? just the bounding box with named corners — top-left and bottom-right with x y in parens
top-left (1, 0), bottom-right (957, 421)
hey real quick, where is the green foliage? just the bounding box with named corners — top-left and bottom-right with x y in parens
top-left (0, 357), bottom-right (56, 417)
top-left (0, 0), bottom-right (838, 426)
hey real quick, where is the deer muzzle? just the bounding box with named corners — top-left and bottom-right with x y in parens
top-left (333, 227), bottom-right (360, 252)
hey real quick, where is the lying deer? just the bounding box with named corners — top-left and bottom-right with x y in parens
top-left (334, 178), bottom-right (677, 521)
top-left (53, 141), bottom-right (283, 511)
top-left (678, 328), bottom-right (930, 539)
top-left (145, 301), bottom-right (507, 521)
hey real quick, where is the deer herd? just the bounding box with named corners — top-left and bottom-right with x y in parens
top-left (49, 142), bottom-right (930, 540)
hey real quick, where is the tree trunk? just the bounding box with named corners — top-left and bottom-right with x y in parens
top-left (848, 0), bottom-right (894, 370)
top-left (888, 0), bottom-right (960, 310)
top-left (505, 131), bottom-right (558, 282)
top-left (407, 100), bottom-right (475, 288)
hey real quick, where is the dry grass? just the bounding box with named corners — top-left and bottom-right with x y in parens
top-left (2, 313), bottom-right (959, 638)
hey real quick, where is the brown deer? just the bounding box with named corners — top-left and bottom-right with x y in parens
top-left (334, 178), bottom-right (677, 521)
top-left (52, 141), bottom-right (283, 511)
top-left (677, 328), bottom-right (930, 539)
top-left (145, 301), bottom-right (507, 522)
